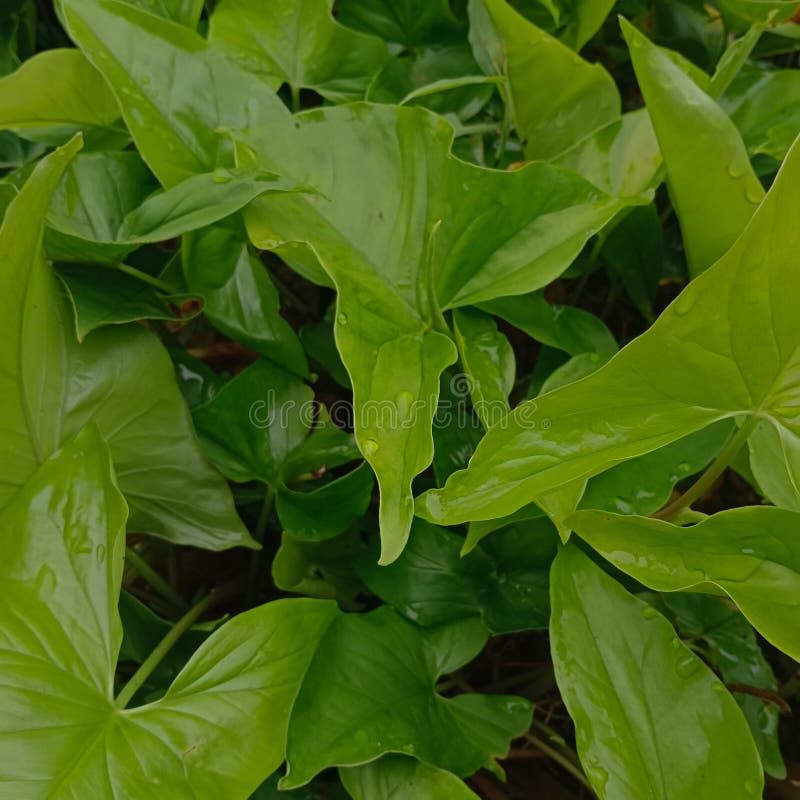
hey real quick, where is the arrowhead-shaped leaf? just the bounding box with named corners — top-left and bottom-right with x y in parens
top-left (419, 134), bottom-right (800, 528)
top-left (240, 102), bottom-right (638, 560)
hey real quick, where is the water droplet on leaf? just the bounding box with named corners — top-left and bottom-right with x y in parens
top-left (363, 438), bottom-right (378, 456)
top-left (337, 312), bottom-right (348, 325)
top-left (675, 655), bottom-right (700, 678)
top-left (641, 606), bottom-right (658, 620)
top-left (212, 168), bottom-right (232, 184)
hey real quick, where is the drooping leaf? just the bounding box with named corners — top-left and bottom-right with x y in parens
top-left (0, 48), bottom-right (120, 136)
top-left (340, 755), bottom-right (479, 800)
top-left (452, 306), bottom-right (514, 428)
top-left (418, 134), bottom-right (800, 529)
top-left (469, 0), bottom-right (620, 160)
top-left (208, 0), bottom-right (388, 103)
top-left (358, 518), bottom-right (556, 632)
top-left (62, 0), bottom-right (291, 186)
top-left (569, 506), bottom-right (800, 661)
top-left (281, 609), bottom-right (532, 789)
top-left (549, 545), bottom-right (764, 799)
top-left (0, 425), bottom-right (340, 797)
top-left (240, 102), bottom-right (637, 561)
top-left (0, 137), bottom-right (251, 549)
top-left (664, 593), bottom-right (785, 778)
top-left (183, 221), bottom-right (309, 377)
top-left (622, 18), bottom-right (765, 277)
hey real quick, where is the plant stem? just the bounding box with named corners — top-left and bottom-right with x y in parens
top-left (125, 546), bottom-right (187, 612)
top-left (290, 84), bottom-right (301, 114)
top-left (524, 733), bottom-right (595, 794)
top-left (116, 263), bottom-right (176, 293)
top-left (115, 586), bottom-right (229, 709)
top-left (243, 487), bottom-right (275, 609)
top-left (652, 416), bottom-right (759, 521)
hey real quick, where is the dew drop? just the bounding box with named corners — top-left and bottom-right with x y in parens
top-left (678, 461), bottom-right (691, 473)
top-left (362, 438), bottom-right (379, 456)
top-left (673, 290), bottom-right (695, 317)
top-left (670, 637), bottom-right (682, 650)
top-left (745, 184), bottom-right (763, 204)
top-left (396, 390), bottom-right (413, 420)
top-left (675, 655), bottom-right (700, 678)
top-left (744, 779), bottom-right (759, 794)
top-left (95, 544), bottom-right (107, 564)
top-left (727, 161), bottom-right (745, 178)
top-left (403, 494), bottom-right (413, 506)
top-left (35, 566), bottom-right (57, 601)
top-left (711, 682), bottom-right (725, 693)
top-left (212, 168), bottom-right (232, 184)
top-left (337, 312), bottom-right (348, 325)
top-left (641, 605), bottom-right (658, 620)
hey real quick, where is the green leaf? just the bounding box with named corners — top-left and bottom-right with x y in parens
top-left (549, 545), bottom-right (764, 799)
top-left (208, 0), bottom-right (388, 103)
top-left (340, 755), bottom-right (479, 800)
top-left (621, 18), bottom-right (764, 277)
top-left (478, 291), bottom-right (617, 355)
top-left (183, 221), bottom-right (309, 377)
top-left (281, 608), bottom-right (532, 788)
top-left (58, 261), bottom-right (197, 340)
top-left (664, 593), bottom-right (785, 778)
top-left (62, 0), bottom-right (291, 186)
top-left (418, 134), bottom-right (800, 529)
top-left (469, 0), bottom-right (620, 160)
top-left (358, 518), bottom-right (556, 632)
top-left (337, 0), bottom-right (466, 47)
top-left (300, 319), bottom-right (350, 388)
top-left (569, 506), bottom-right (800, 661)
top-left (0, 138), bottom-right (251, 549)
top-left (452, 307), bottom-right (514, 428)
top-left (556, 0), bottom-right (617, 51)
top-left (126, 0), bottom-right (203, 27)
top-left (722, 65), bottom-right (800, 162)
top-left (193, 358), bottom-right (367, 537)
top-left (747, 419), bottom-right (800, 510)
top-left (241, 103), bottom-right (635, 561)
top-left (0, 48), bottom-right (119, 134)
top-left (0, 426), bottom-right (340, 796)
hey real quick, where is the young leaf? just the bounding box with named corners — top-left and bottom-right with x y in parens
top-left (241, 103), bottom-right (637, 561)
top-left (622, 18), bottom-right (764, 277)
top-left (208, 0), bottom-right (389, 103)
top-left (418, 134), bottom-right (800, 528)
top-left (569, 506), bottom-right (800, 661)
top-left (469, 0), bottom-right (620, 160)
top-left (0, 48), bottom-right (119, 134)
top-left (340, 755), bottom-right (479, 800)
top-left (550, 545), bottom-right (763, 799)
top-left (281, 609), bottom-right (532, 788)
top-left (0, 137), bottom-right (251, 549)
top-left (357, 518), bottom-right (556, 632)
top-left (183, 221), bottom-right (310, 377)
top-left (0, 426), bottom-right (340, 797)
top-left (62, 0), bottom-right (291, 186)
top-left (452, 307), bottom-right (515, 428)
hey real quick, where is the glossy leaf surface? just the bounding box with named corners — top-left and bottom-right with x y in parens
top-left (550, 545), bottom-right (763, 799)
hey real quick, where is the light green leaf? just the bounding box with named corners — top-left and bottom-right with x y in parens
top-left (340, 755), bottom-right (479, 800)
top-left (281, 608), bottom-right (532, 788)
top-left (722, 65), bottom-right (800, 162)
top-left (747, 419), bottom-right (800, 510)
top-left (241, 103), bottom-right (634, 561)
top-left (58, 261), bottom-right (197, 340)
top-left (0, 138), bottom-right (251, 549)
top-left (622, 18), bottom-right (764, 277)
top-left (208, 0), bottom-right (388, 103)
top-left (418, 134), bottom-right (800, 529)
top-left (0, 48), bottom-right (119, 134)
top-left (452, 307), bottom-right (514, 428)
top-left (557, 0), bottom-right (617, 51)
top-left (126, 0), bottom-right (203, 27)
top-left (550, 545), bottom-right (763, 799)
top-left (358, 518), bottom-right (556, 632)
top-left (569, 506), bottom-right (800, 661)
top-left (469, 0), bottom-right (620, 160)
top-left (62, 0), bottom-right (291, 186)
top-left (183, 221), bottom-right (309, 377)
top-left (478, 291), bottom-right (617, 355)
top-left (0, 426), bottom-right (339, 797)
top-left (664, 593), bottom-right (785, 778)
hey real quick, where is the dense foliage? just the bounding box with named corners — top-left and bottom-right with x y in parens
top-left (1, 0), bottom-right (800, 797)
